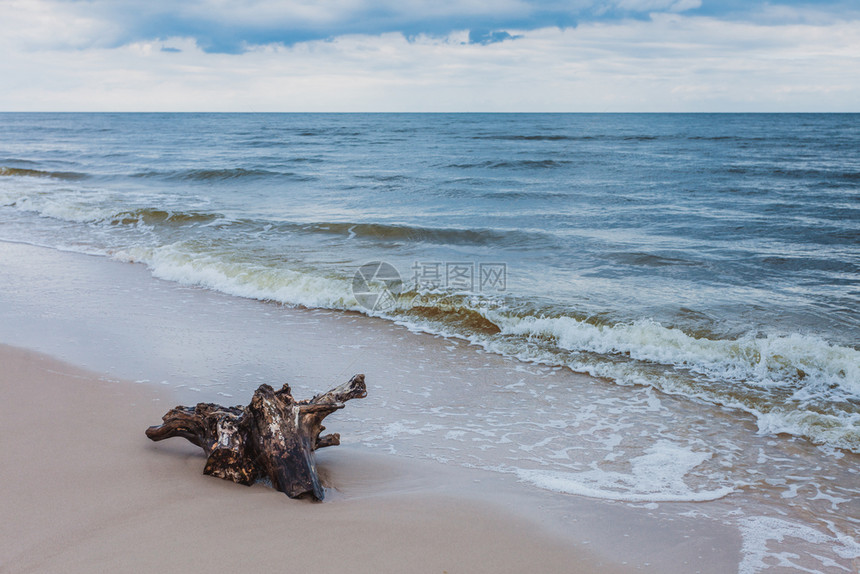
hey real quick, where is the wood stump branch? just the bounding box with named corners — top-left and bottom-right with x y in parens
top-left (146, 374), bottom-right (366, 500)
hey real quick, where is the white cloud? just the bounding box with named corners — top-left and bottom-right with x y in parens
top-left (0, 14), bottom-right (858, 112)
top-left (0, 0), bottom-right (119, 50)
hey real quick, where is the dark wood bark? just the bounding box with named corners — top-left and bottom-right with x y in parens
top-left (146, 374), bottom-right (366, 500)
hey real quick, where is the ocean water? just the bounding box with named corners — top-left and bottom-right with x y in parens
top-left (1, 113), bottom-right (858, 569)
top-left (1, 113), bottom-right (857, 450)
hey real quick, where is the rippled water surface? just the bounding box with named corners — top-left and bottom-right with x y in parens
top-left (2, 112), bottom-right (857, 451)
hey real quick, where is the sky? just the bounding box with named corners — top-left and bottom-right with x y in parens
top-left (0, 0), bottom-right (858, 112)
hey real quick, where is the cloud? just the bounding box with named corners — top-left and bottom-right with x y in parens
top-left (612, 0), bottom-right (701, 12)
top-left (0, 0), bottom-right (120, 50)
top-left (0, 13), bottom-right (857, 112)
top-left (5, 0), bottom-right (856, 53)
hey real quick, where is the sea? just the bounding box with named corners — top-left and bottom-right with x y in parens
top-left (0, 113), bottom-right (858, 571)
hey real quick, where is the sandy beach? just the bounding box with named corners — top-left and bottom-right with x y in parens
top-left (0, 241), bottom-right (754, 573)
top-left (3, 7), bottom-right (860, 571)
top-left (1, 343), bottom-right (628, 574)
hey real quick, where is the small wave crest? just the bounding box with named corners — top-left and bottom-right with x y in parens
top-left (110, 244), bottom-right (356, 311)
top-left (472, 134), bottom-right (577, 141)
top-left (606, 251), bottom-right (701, 268)
top-left (0, 166), bottom-right (87, 180)
top-left (107, 208), bottom-right (222, 226)
top-left (131, 167), bottom-right (295, 181)
top-left (446, 159), bottom-right (569, 169)
top-left (393, 292), bottom-right (504, 336)
top-left (496, 315), bottom-right (859, 394)
top-left (726, 165), bottom-right (860, 182)
top-left (489, 314), bottom-right (860, 452)
top-left (471, 134), bottom-right (663, 143)
top-left (0, 191), bottom-right (116, 223)
top-left (0, 188), bottom-right (224, 227)
top-left (291, 221), bottom-right (551, 249)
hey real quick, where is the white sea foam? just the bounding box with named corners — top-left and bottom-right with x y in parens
top-left (0, 187), bottom-right (117, 223)
top-left (738, 516), bottom-right (860, 574)
top-left (516, 440), bottom-right (735, 502)
top-left (111, 244), bottom-right (357, 311)
top-left (487, 313), bottom-right (860, 452)
top-left (494, 314), bottom-right (860, 396)
top-left (103, 241), bottom-right (860, 453)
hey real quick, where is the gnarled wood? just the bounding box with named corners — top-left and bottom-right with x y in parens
top-left (146, 374), bottom-right (366, 500)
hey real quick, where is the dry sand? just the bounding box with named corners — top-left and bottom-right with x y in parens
top-left (0, 344), bottom-right (624, 574)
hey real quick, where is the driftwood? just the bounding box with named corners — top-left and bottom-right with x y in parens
top-left (146, 374), bottom-right (366, 500)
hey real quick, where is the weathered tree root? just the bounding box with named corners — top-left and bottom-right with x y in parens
top-left (146, 374), bottom-right (367, 500)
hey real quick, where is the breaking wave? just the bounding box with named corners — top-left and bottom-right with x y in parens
top-left (1, 171), bottom-right (855, 453)
top-left (104, 237), bottom-right (860, 453)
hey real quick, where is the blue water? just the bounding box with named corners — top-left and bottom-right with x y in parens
top-left (0, 112), bottom-right (858, 452)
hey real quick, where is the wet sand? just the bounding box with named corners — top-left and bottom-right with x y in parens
top-left (0, 241), bottom-right (747, 573)
top-left (0, 344), bottom-right (627, 574)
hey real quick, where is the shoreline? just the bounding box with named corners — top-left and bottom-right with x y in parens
top-left (0, 342), bottom-right (646, 573)
top-left (4, 239), bottom-right (857, 573)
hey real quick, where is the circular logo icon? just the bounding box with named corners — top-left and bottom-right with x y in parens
top-left (352, 261), bottom-right (402, 312)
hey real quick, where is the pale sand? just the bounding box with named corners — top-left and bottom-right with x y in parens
top-left (0, 344), bottom-right (624, 574)
top-left (0, 241), bottom-right (744, 573)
